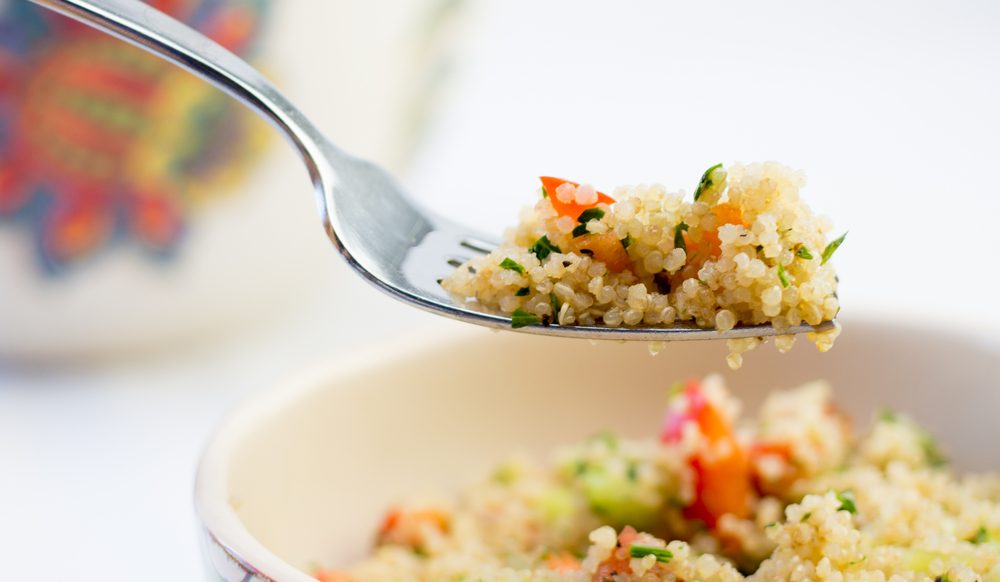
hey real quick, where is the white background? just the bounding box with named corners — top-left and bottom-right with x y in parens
top-left (2, 1), bottom-right (999, 580)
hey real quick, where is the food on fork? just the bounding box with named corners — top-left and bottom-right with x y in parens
top-left (442, 162), bottom-right (844, 368)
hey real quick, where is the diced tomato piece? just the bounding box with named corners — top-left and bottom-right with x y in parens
top-left (540, 176), bottom-right (615, 220)
top-left (571, 232), bottom-right (632, 273)
top-left (592, 527), bottom-right (638, 581)
top-left (545, 551), bottom-right (581, 573)
top-left (314, 569), bottom-right (352, 582)
top-left (661, 380), bottom-right (751, 528)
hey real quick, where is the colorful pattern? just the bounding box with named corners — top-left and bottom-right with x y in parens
top-left (0, 0), bottom-right (269, 274)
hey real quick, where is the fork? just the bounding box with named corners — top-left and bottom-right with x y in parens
top-left (34, 0), bottom-right (835, 341)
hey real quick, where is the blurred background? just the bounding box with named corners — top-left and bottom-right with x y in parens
top-left (1, 0), bottom-right (998, 579)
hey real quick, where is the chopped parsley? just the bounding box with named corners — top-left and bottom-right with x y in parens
top-left (572, 223), bottom-right (589, 237)
top-left (920, 433), bottom-right (949, 468)
top-left (541, 186), bottom-right (549, 198)
top-left (510, 308), bottom-right (540, 328)
top-left (777, 262), bottom-right (790, 288)
top-left (621, 234), bottom-right (632, 249)
top-left (836, 490), bottom-right (858, 514)
top-left (577, 207), bottom-right (605, 223)
top-left (970, 526), bottom-right (989, 545)
top-left (629, 545), bottom-right (672, 563)
top-left (674, 222), bottom-right (689, 251)
top-left (529, 235), bottom-right (561, 260)
top-left (499, 257), bottom-right (526, 274)
top-left (879, 407), bottom-right (898, 423)
top-left (801, 511), bottom-right (813, 522)
top-left (693, 163), bottom-right (723, 201)
top-left (549, 293), bottom-right (562, 319)
top-left (795, 245), bottom-right (814, 260)
top-left (821, 232), bottom-right (847, 265)
top-left (626, 461), bottom-right (639, 482)
top-left (515, 287), bottom-right (530, 296)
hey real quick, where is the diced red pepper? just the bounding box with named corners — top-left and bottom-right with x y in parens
top-left (661, 380), bottom-right (751, 528)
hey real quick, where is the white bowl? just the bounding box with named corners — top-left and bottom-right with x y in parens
top-left (195, 318), bottom-right (1000, 581)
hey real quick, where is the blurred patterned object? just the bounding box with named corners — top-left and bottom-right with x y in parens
top-left (0, 0), bottom-right (269, 274)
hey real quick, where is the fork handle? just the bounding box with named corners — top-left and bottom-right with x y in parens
top-left (30, 0), bottom-right (339, 189)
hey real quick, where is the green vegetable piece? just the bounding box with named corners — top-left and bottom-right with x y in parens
top-left (795, 246), bottom-right (814, 260)
top-left (836, 490), bottom-right (857, 514)
top-left (694, 163), bottom-right (723, 201)
top-left (920, 433), bottom-right (949, 468)
top-left (879, 408), bottom-right (898, 423)
top-left (577, 207), bottom-right (605, 223)
top-left (499, 257), bottom-right (526, 274)
top-left (629, 545), bottom-right (672, 563)
top-left (821, 232), bottom-right (847, 265)
top-left (801, 511), bottom-right (812, 522)
top-left (511, 309), bottom-right (540, 328)
top-left (674, 222), bottom-right (689, 251)
top-left (572, 223), bottom-right (589, 237)
top-left (515, 287), bottom-right (530, 296)
top-left (549, 293), bottom-right (562, 319)
top-left (529, 235), bottom-right (561, 260)
top-left (777, 263), bottom-right (790, 288)
top-left (620, 234), bottom-right (632, 249)
top-left (541, 186), bottom-right (549, 198)
top-left (970, 526), bottom-right (989, 545)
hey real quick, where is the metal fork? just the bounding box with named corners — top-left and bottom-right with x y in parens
top-left (34, 0), bottom-right (835, 341)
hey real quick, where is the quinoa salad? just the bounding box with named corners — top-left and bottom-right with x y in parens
top-left (441, 163), bottom-right (845, 369)
top-left (316, 376), bottom-right (1000, 582)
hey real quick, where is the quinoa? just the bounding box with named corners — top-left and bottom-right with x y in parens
top-left (441, 163), bottom-right (844, 369)
top-left (318, 377), bottom-right (1000, 582)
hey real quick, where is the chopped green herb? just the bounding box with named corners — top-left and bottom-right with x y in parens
top-left (878, 407), bottom-right (898, 423)
top-left (674, 222), bottom-right (689, 251)
top-left (549, 293), bottom-right (562, 319)
top-left (821, 232), bottom-right (847, 265)
top-left (693, 163), bottom-right (723, 201)
top-left (541, 186), bottom-right (549, 198)
top-left (920, 433), bottom-right (949, 468)
top-left (511, 309), bottom-right (540, 328)
top-left (836, 490), bottom-right (858, 514)
top-left (795, 245), bottom-right (814, 260)
top-left (436, 278), bottom-right (443, 285)
top-left (936, 576), bottom-right (951, 582)
top-left (577, 207), bottom-right (605, 223)
top-left (629, 545), bottom-right (672, 563)
top-left (764, 522), bottom-right (778, 528)
top-left (572, 223), bottom-right (589, 237)
top-left (529, 235), bottom-right (561, 259)
top-left (515, 287), bottom-right (530, 296)
top-left (626, 461), bottom-right (639, 482)
top-left (777, 263), bottom-right (790, 288)
top-left (499, 257), bottom-right (526, 274)
top-left (620, 234), bottom-right (632, 249)
top-left (801, 511), bottom-right (812, 522)
top-left (970, 526), bottom-right (989, 545)
top-left (755, 244), bottom-right (764, 253)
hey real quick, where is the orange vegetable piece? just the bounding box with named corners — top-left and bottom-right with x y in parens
top-left (592, 527), bottom-right (639, 581)
top-left (662, 381), bottom-right (751, 528)
top-left (571, 232), bottom-right (632, 273)
top-left (376, 507), bottom-right (449, 547)
top-left (545, 551), bottom-right (581, 573)
top-left (669, 203), bottom-right (747, 289)
top-left (540, 176), bottom-right (615, 220)
top-left (314, 569), bottom-right (352, 582)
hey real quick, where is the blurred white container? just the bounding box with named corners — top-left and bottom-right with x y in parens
top-left (0, 0), bottom-right (468, 362)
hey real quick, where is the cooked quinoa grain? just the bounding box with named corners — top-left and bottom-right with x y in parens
top-left (317, 377), bottom-right (1000, 582)
top-left (441, 163), bottom-right (843, 368)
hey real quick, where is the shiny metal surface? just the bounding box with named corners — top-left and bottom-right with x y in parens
top-left (32, 0), bottom-right (835, 341)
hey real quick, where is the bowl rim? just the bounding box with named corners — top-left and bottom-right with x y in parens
top-left (193, 312), bottom-right (1000, 581)
top-left (194, 328), bottom-right (478, 581)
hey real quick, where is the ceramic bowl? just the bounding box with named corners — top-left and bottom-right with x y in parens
top-left (194, 318), bottom-right (1000, 581)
